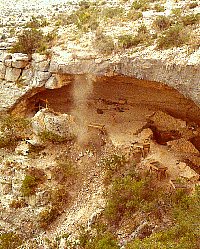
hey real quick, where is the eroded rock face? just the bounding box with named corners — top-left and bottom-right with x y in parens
top-left (5, 67), bottom-right (21, 82)
top-left (0, 62), bottom-right (6, 79)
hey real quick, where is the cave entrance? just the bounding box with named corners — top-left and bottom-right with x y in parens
top-left (13, 75), bottom-right (200, 146)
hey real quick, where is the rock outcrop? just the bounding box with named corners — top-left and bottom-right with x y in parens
top-left (31, 109), bottom-right (77, 141)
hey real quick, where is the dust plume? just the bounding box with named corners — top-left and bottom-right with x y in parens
top-left (72, 74), bottom-right (95, 144)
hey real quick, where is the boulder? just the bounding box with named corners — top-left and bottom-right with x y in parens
top-left (45, 75), bottom-right (59, 89)
top-left (31, 109), bottom-right (77, 141)
top-left (0, 62), bottom-right (6, 79)
top-left (4, 59), bottom-right (12, 67)
top-left (0, 52), bottom-right (12, 62)
top-left (176, 162), bottom-right (199, 182)
top-left (12, 53), bottom-right (29, 68)
top-left (12, 60), bottom-right (29, 69)
top-left (33, 60), bottom-right (50, 72)
top-left (167, 138), bottom-right (199, 155)
top-left (21, 68), bottom-right (33, 85)
top-left (31, 71), bottom-right (51, 87)
top-left (5, 67), bottom-right (21, 82)
top-left (149, 111), bottom-right (186, 131)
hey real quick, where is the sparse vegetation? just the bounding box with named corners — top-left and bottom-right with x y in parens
top-left (102, 7), bottom-right (124, 20)
top-left (0, 232), bottom-right (23, 249)
top-left (39, 130), bottom-right (69, 143)
top-left (157, 24), bottom-right (190, 49)
top-left (9, 199), bottom-right (27, 209)
top-left (181, 14), bottom-right (200, 26)
top-left (127, 10), bottom-right (143, 21)
top-left (37, 206), bottom-right (60, 229)
top-left (131, 0), bottom-right (150, 11)
top-left (66, 4), bottom-right (100, 32)
top-left (188, 2), bottom-right (198, 9)
top-left (126, 186), bottom-right (200, 249)
top-left (51, 158), bottom-right (77, 185)
top-left (38, 186), bottom-right (69, 229)
top-left (153, 16), bottom-right (172, 31)
top-left (93, 32), bottom-right (115, 54)
top-left (11, 27), bottom-right (56, 55)
top-left (20, 168), bottom-right (45, 196)
top-left (0, 115), bottom-right (30, 149)
top-left (154, 3), bottom-right (165, 12)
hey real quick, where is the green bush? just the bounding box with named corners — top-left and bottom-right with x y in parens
top-left (0, 232), bottom-right (23, 249)
top-left (11, 28), bottom-right (45, 55)
top-left (21, 175), bottom-right (38, 196)
top-left (118, 25), bottom-right (152, 49)
top-left (153, 16), bottom-right (172, 31)
top-left (126, 186), bottom-right (200, 249)
top-left (78, 228), bottom-right (119, 249)
top-left (11, 28), bottom-right (56, 55)
top-left (105, 176), bottom-right (142, 224)
top-left (171, 8), bottom-right (182, 17)
top-left (157, 24), bottom-right (190, 49)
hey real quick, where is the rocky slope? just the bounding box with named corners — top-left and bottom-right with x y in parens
top-left (0, 0), bottom-right (200, 248)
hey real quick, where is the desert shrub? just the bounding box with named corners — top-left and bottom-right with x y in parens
top-left (104, 176), bottom-right (145, 224)
top-left (127, 10), bottom-right (143, 21)
top-left (102, 7), bottom-right (124, 19)
top-left (39, 130), bottom-right (69, 143)
top-left (188, 2), bottom-right (198, 9)
top-left (66, 5), bottom-right (100, 32)
top-left (93, 33), bottom-right (115, 54)
top-left (50, 186), bottom-right (69, 207)
top-left (131, 0), bottom-right (150, 11)
top-left (38, 186), bottom-right (69, 229)
top-left (21, 168), bottom-right (45, 196)
top-left (25, 16), bottom-right (41, 29)
top-left (171, 8), bottom-right (182, 17)
top-left (0, 115), bottom-right (30, 148)
top-left (101, 154), bottom-right (127, 184)
top-left (78, 227), bottom-right (119, 249)
top-left (0, 232), bottom-right (23, 249)
top-left (154, 3), bottom-right (165, 12)
top-left (153, 16), bottom-right (172, 31)
top-left (118, 35), bottom-right (137, 49)
top-left (11, 28), bottom-right (45, 55)
top-left (51, 159), bottom-right (76, 185)
top-left (11, 28), bottom-right (56, 55)
top-left (21, 175), bottom-right (39, 196)
top-left (9, 199), bottom-right (27, 209)
top-left (126, 186), bottom-right (200, 249)
top-left (37, 206), bottom-right (59, 229)
top-left (181, 14), bottom-right (200, 26)
top-left (118, 25), bottom-right (152, 49)
top-left (157, 24), bottom-right (190, 49)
